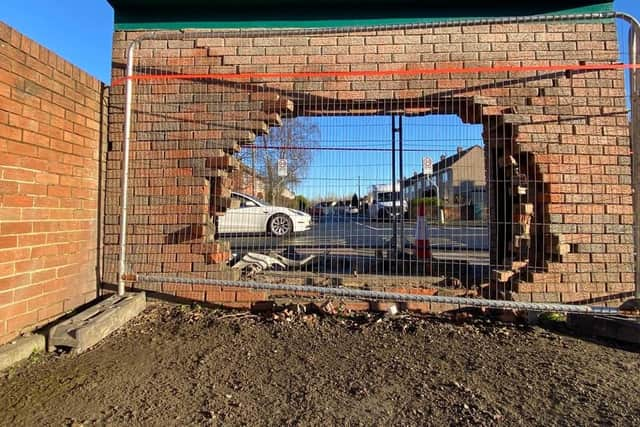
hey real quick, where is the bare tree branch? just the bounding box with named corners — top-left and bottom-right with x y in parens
top-left (237, 118), bottom-right (320, 204)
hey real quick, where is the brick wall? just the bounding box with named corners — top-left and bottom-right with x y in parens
top-left (0, 22), bottom-right (107, 345)
top-left (106, 20), bottom-right (633, 310)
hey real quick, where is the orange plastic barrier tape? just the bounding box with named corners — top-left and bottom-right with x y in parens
top-left (113, 63), bottom-right (640, 86)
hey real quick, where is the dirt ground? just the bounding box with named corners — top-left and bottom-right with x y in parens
top-left (1, 302), bottom-right (639, 426)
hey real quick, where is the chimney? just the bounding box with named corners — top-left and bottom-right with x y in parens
top-left (457, 146), bottom-right (463, 154)
top-left (440, 155), bottom-right (446, 161)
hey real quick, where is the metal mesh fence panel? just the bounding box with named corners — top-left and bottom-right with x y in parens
top-left (104, 14), bottom-right (640, 313)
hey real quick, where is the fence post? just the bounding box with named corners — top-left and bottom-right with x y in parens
top-left (118, 41), bottom-right (137, 297)
top-left (631, 25), bottom-right (640, 299)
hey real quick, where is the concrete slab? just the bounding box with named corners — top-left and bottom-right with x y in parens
top-left (48, 292), bottom-right (146, 354)
top-left (0, 334), bottom-right (46, 371)
top-left (567, 313), bottom-right (640, 346)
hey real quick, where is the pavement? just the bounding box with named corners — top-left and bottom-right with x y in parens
top-left (0, 335), bottom-right (45, 372)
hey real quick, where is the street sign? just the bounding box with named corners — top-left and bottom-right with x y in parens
top-left (277, 158), bottom-right (288, 177)
top-left (422, 156), bottom-right (433, 175)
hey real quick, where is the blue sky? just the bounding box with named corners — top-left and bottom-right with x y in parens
top-left (2, 1), bottom-right (639, 200)
top-left (1, 1), bottom-right (114, 82)
top-left (292, 115), bottom-right (483, 199)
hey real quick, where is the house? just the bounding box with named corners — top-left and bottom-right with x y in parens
top-left (433, 145), bottom-right (485, 204)
top-left (405, 145), bottom-right (485, 203)
top-left (229, 162), bottom-right (295, 202)
top-left (230, 163), bottom-right (266, 200)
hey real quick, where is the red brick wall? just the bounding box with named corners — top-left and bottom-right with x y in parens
top-left (106, 20), bottom-right (633, 309)
top-left (0, 22), bottom-right (107, 345)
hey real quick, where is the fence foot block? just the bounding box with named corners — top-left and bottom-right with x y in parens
top-left (48, 292), bottom-right (146, 354)
top-left (566, 313), bottom-right (640, 346)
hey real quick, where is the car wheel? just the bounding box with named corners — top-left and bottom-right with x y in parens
top-left (268, 214), bottom-right (293, 237)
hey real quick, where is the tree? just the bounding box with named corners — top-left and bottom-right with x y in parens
top-left (239, 117), bottom-right (320, 204)
top-left (351, 193), bottom-right (359, 209)
top-left (293, 195), bottom-right (310, 211)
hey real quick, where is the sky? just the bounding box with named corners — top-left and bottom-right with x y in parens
top-left (289, 115), bottom-right (483, 200)
top-left (1, 1), bottom-right (639, 200)
top-left (1, 1), bottom-right (114, 82)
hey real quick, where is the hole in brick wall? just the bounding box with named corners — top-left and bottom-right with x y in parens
top-left (225, 113), bottom-right (501, 284)
top-left (204, 90), bottom-right (552, 293)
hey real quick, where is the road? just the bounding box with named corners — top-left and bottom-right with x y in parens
top-left (226, 216), bottom-right (489, 264)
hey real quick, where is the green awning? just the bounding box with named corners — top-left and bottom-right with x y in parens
top-left (106, 0), bottom-right (614, 30)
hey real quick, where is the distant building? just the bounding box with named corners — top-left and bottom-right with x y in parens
top-left (404, 146), bottom-right (486, 218)
top-left (230, 163), bottom-right (266, 200)
top-left (279, 187), bottom-right (295, 200)
top-left (230, 162), bottom-right (295, 201)
top-left (434, 145), bottom-right (485, 203)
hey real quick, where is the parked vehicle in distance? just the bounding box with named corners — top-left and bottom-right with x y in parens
top-left (336, 200), bottom-right (359, 216)
top-left (345, 205), bottom-right (359, 215)
top-left (217, 192), bottom-right (312, 237)
top-left (368, 183), bottom-right (408, 219)
top-left (309, 201), bottom-right (337, 217)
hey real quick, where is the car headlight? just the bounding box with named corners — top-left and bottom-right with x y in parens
top-left (288, 209), bottom-right (307, 217)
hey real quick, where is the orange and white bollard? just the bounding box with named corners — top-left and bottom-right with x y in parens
top-left (415, 204), bottom-right (432, 259)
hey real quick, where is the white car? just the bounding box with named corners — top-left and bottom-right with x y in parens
top-left (217, 192), bottom-right (312, 237)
